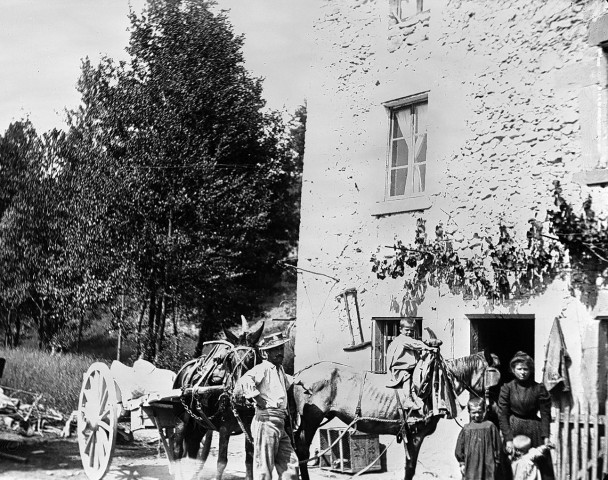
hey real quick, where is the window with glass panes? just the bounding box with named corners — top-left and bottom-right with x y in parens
top-left (387, 101), bottom-right (428, 198)
top-left (371, 317), bottom-right (422, 373)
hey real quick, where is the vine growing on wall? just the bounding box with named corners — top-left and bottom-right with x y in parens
top-left (546, 181), bottom-right (608, 306)
top-left (370, 180), bottom-right (608, 307)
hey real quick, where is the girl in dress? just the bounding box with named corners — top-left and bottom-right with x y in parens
top-left (455, 397), bottom-right (502, 480)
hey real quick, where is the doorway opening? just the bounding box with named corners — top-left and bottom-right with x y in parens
top-left (468, 314), bottom-right (535, 383)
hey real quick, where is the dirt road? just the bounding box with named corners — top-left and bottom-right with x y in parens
top-left (0, 420), bottom-right (463, 480)
top-left (0, 430), bottom-right (254, 480)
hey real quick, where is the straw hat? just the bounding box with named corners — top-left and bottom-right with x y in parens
top-left (259, 331), bottom-right (290, 351)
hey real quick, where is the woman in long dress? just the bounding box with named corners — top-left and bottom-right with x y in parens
top-left (498, 351), bottom-right (554, 480)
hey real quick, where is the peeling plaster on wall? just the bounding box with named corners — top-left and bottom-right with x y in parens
top-left (296, 0), bottom-right (608, 412)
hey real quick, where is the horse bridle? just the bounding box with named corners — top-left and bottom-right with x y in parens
top-left (455, 361), bottom-right (501, 399)
top-left (222, 345), bottom-right (259, 389)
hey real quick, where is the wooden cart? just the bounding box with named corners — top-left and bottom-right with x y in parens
top-left (76, 361), bottom-right (220, 480)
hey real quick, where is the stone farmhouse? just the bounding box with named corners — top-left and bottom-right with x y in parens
top-left (295, 0), bottom-right (608, 416)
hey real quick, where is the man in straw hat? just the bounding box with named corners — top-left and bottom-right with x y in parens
top-left (235, 331), bottom-right (299, 480)
top-left (386, 317), bottom-right (437, 409)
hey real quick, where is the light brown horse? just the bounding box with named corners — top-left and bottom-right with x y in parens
top-left (293, 350), bottom-right (500, 480)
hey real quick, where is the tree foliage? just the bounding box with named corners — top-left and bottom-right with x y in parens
top-left (63, 0), bottom-right (301, 359)
top-left (0, 0), bottom-right (304, 358)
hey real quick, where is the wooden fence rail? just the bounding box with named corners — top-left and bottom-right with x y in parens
top-left (555, 398), bottom-right (608, 480)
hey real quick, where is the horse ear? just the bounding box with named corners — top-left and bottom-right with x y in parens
top-left (482, 349), bottom-right (494, 366)
top-left (247, 322), bottom-right (265, 346)
top-left (424, 327), bottom-right (437, 339)
top-left (224, 328), bottom-right (239, 345)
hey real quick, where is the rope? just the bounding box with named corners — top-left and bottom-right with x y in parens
top-left (298, 416), bottom-right (361, 465)
top-left (355, 372), bottom-right (367, 418)
top-left (299, 416), bottom-right (409, 472)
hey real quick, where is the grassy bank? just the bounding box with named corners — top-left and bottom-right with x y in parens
top-left (0, 347), bottom-right (104, 415)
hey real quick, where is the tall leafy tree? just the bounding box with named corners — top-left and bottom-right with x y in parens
top-left (0, 123), bottom-right (74, 348)
top-left (65, 0), bottom-right (298, 359)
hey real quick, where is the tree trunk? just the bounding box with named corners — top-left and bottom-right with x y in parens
top-left (144, 288), bottom-right (157, 361)
top-left (136, 299), bottom-right (148, 358)
top-left (172, 297), bottom-right (179, 358)
top-left (3, 310), bottom-right (13, 348)
top-left (194, 320), bottom-right (205, 358)
top-left (76, 316), bottom-right (85, 353)
top-left (14, 314), bottom-right (21, 347)
top-left (117, 293), bottom-right (125, 361)
top-left (38, 315), bottom-right (45, 350)
top-left (194, 308), bottom-right (214, 358)
top-left (153, 294), bottom-right (167, 364)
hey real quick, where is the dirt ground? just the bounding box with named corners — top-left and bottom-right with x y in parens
top-left (0, 420), bottom-right (463, 480)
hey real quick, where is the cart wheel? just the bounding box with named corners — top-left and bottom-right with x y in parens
top-left (77, 362), bottom-right (119, 480)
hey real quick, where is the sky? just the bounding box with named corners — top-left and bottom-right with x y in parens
top-left (0, 0), bottom-right (317, 134)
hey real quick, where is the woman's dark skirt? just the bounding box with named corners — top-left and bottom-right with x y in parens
top-left (509, 416), bottom-right (555, 480)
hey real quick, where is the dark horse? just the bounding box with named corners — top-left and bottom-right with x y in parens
top-left (171, 323), bottom-right (264, 480)
top-left (293, 350), bottom-right (500, 480)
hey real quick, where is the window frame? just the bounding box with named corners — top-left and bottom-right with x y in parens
top-left (371, 317), bottom-right (422, 373)
top-left (384, 92), bottom-right (429, 202)
top-left (390, 0), bottom-right (425, 23)
top-left (577, 18), bottom-right (608, 186)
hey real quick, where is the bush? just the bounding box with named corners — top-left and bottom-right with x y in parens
top-left (0, 347), bottom-right (104, 415)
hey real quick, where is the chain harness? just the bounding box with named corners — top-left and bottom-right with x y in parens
top-left (178, 341), bottom-right (258, 443)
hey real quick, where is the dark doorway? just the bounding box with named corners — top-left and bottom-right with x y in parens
top-left (468, 314), bottom-right (535, 383)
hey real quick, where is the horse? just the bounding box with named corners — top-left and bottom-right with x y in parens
top-left (293, 350), bottom-right (500, 480)
top-left (171, 322), bottom-right (264, 480)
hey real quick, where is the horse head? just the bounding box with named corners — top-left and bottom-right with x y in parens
top-left (220, 321), bottom-right (265, 390)
top-left (445, 350), bottom-right (501, 399)
top-left (223, 319), bottom-right (264, 348)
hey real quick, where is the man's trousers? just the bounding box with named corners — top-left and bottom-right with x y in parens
top-left (251, 409), bottom-right (299, 480)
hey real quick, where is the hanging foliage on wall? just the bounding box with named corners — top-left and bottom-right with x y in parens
top-left (545, 180), bottom-right (608, 306)
top-left (371, 181), bottom-right (608, 307)
top-left (371, 194), bottom-right (574, 307)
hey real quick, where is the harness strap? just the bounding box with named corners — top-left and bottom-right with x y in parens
top-left (355, 371), bottom-right (367, 418)
top-left (393, 390), bottom-right (409, 449)
top-left (230, 397), bottom-right (253, 444)
top-left (180, 391), bottom-right (217, 430)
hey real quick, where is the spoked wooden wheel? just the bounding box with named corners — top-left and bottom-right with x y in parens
top-left (77, 362), bottom-right (119, 480)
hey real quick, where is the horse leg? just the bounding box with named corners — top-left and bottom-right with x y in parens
top-left (403, 435), bottom-right (423, 480)
top-left (245, 435), bottom-right (254, 480)
top-left (403, 418), bottom-right (440, 480)
top-left (295, 406), bottom-right (326, 480)
top-left (173, 415), bottom-right (206, 480)
top-left (216, 426), bottom-right (230, 480)
top-left (200, 430), bottom-right (213, 464)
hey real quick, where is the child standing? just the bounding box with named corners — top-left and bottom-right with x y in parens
top-left (455, 397), bottom-right (502, 480)
top-left (510, 435), bottom-right (552, 480)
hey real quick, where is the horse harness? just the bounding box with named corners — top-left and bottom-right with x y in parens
top-left (178, 341), bottom-right (257, 442)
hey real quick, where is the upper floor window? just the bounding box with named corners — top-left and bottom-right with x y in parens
top-left (386, 97), bottom-right (428, 199)
top-left (390, 0), bottom-right (424, 22)
top-left (576, 14), bottom-right (608, 186)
